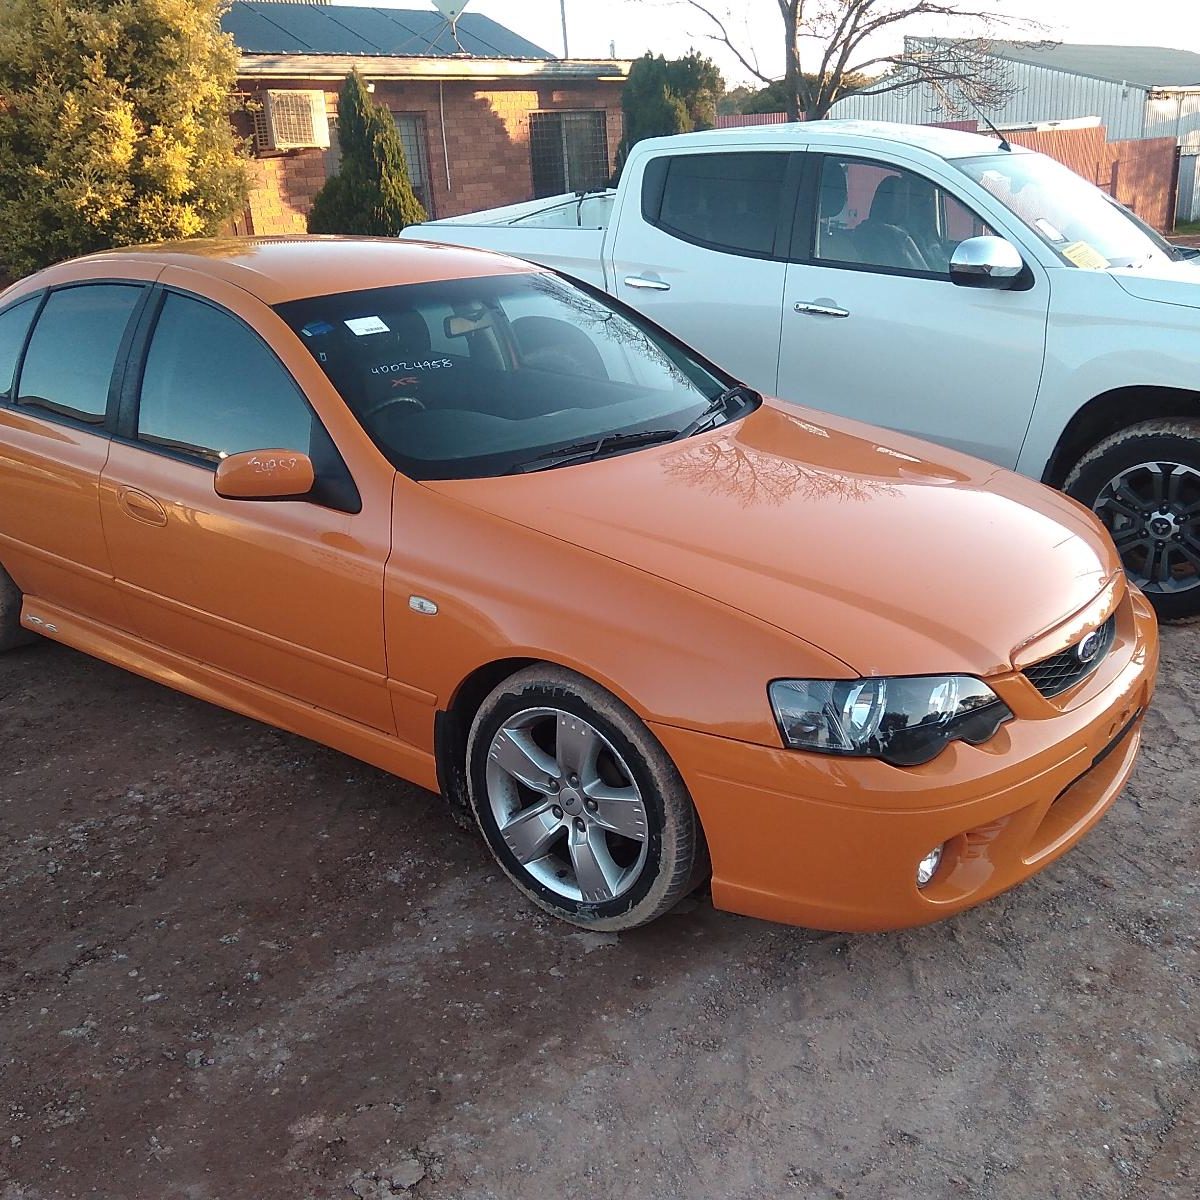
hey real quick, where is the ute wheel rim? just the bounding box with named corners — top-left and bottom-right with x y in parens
top-left (484, 706), bottom-right (649, 903)
top-left (1093, 459), bottom-right (1200, 595)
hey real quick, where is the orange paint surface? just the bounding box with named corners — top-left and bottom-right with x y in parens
top-left (0, 238), bottom-right (1159, 930)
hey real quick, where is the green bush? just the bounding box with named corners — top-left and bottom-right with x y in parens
top-left (613, 52), bottom-right (723, 181)
top-left (0, 0), bottom-right (248, 275)
top-left (308, 71), bottom-right (426, 235)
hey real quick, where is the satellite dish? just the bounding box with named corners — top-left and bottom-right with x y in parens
top-left (430, 0), bottom-right (473, 50)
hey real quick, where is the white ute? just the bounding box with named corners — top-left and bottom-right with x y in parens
top-left (404, 120), bottom-right (1200, 620)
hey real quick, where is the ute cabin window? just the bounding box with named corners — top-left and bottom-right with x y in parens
top-left (17, 285), bottom-right (143, 423)
top-left (0, 296), bottom-right (39, 401)
top-left (530, 110), bottom-right (609, 197)
top-left (137, 293), bottom-right (313, 464)
top-left (814, 157), bottom-right (994, 275)
top-left (653, 152), bottom-right (789, 257)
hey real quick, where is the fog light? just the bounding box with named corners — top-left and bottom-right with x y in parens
top-left (916, 844), bottom-right (944, 889)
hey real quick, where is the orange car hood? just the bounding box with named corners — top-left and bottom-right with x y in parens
top-left (426, 401), bottom-right (1120, 678)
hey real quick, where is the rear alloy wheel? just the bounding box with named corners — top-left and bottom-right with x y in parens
top-left (1065, 420), bottom-right (1200, 623)
top-left (0, 563), bottom-right (38, 652)
top-left (466, 666), bottom-right (705, 930)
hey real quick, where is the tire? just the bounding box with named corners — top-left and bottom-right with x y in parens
top-left (1064, 419), bottom-right (1200, 624)
top-left (0, 563), bottom-right (37, 652)
top-left (465, 665), bottom-right (706, 931)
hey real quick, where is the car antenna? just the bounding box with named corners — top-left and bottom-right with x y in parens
top-left (979, 111), bottom-right (1012, 152)
top-left (931, 77), bottom-right (1010, 150)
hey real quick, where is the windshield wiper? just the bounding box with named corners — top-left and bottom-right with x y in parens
top-left (514, 428), bottom-right (679, 473)
top-left (677, 384), bottom-right (756, 439)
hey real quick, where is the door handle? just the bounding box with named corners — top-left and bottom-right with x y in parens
top-left (794, 301), bottom-right (850, 318)
top-left (117, 487), bottom-right (168, 527)
top-left (624, 275), bottom-right (671, 291)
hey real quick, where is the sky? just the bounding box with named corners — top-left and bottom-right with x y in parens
top-left (362, 1), bottom-right (1200, 84)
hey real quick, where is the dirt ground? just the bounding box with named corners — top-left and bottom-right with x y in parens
top-left (0, 629), bottom-right (1197, 1200)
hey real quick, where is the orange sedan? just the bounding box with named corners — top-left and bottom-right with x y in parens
top-left (0, 238), bottom-right (1158, 931)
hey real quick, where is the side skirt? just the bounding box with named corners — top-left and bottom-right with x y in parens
top-left (19, 596), bottom-right (440, 793)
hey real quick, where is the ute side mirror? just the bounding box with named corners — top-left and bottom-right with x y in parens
top-left (214, 450), bottom-right (315, 501)
top-left (949, 236), bottom-right (1025, 289)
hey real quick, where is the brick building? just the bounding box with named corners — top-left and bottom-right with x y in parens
top-left (223, 1), bottom-right (630, 235)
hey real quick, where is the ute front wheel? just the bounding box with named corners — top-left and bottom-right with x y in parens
top-left (1065, 420), bottom-right (1200, 623)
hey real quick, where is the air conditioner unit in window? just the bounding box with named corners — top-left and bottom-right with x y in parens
top-left (253, 90), bottom-right (330, 153)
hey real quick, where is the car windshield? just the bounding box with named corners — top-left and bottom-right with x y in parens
top-left (952, 152), bottom-right (1177, 270)
top-left (276, 272), bottom-right (745, 480)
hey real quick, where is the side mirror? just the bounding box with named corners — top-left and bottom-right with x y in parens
top-left (949, 236), bottom-right (1025, 289)
top-left (214, 449), bottom-right (315, 501)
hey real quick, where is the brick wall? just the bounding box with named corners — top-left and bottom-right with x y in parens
top-left (236, 76), bottom-right (624, 236)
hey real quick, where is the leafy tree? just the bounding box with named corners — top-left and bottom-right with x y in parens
top-left (718, 85), bottom-right (756, 115)
top-left (680, 1), bottom-right (1046, 121)
top-left (736, 73), bottom-right (872, 115)
top-left (613, 51), bottom-right (723, 179)
top-left (0, 0), bottom-right (248, 276)
top-left (308, 71), bottom-right (426, 235)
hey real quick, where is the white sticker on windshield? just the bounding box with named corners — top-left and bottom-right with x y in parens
top-left (1035, 218), bottom-right (1066, 243)
top-left (345, 316), bottom-right (391, 336)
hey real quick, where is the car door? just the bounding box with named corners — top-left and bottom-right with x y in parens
top-left (777, 152), bottom-right (1052, 467)
top-left (0, 278), bottom-right (153, 631)
top-left (608, 147), bottom-right (801, 394)
top-left (97, 274), bottom-right (396, 732)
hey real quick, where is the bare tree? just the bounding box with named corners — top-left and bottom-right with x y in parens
top-left (679, 1), bottom-right (1048, 121)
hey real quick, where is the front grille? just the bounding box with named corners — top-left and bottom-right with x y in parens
top-left (1024, 614), bottom-right (1116, 699)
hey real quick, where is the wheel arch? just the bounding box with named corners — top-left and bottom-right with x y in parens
top-left (434, 657), bottom-right (539, 818)
top-left (434, 654), bottom-right (653, 816)
top-left (1041, 385), bottom-right (1200, 488)
top-left (431, 653), bottom-right (699, 827)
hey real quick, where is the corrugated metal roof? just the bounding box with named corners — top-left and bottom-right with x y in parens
top-left (987, 42), bottom-right (1200, 89)
top-left (223, 2), bottom-right (554, 59)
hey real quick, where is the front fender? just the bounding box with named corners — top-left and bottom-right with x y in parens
top-left (382, 477), bottom-right (852, 757)
top-left (1017, 271), bottom-right (1200, 479)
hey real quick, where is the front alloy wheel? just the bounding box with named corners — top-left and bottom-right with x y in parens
top-left (466, 666), bottom-right (706, 929)
top-left (1066, 420), bottom-right (1200, 623)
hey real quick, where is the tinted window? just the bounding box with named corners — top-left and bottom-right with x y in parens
top-left (814, 157), bottom-right (994, 274)
top-left (18, 285), bottom-right (142, 422)
top-left (276, 272), bottom-right (741, 481)
top-left (138, 293), bottom-right (313, 463)
top-left (654, 152), bottom-right (788, 256)
top-left (0, 297), bottom-right (38, 401)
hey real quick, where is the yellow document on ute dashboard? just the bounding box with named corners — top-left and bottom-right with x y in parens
top-left (1061, 240), bottom-right (1111, 269)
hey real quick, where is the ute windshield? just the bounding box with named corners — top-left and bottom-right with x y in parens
top-left (276, 272), bottom-right (749, 481)
top-left (952, 151), bottom-right (1178, 270)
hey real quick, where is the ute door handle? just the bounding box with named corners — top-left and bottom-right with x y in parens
top-left (794, 300), bottom-right (850, 318)
top-left (624, 274), bottom-right (671, 291)
top-left (117, 486), bottom-right (168, 527)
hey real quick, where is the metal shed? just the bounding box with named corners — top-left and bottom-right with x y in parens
top-left (832, 40), bottom-right (1200, 145)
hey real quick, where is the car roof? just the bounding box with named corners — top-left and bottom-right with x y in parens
top-left (21, 236), bottom-right (534, 305)
top-left (639, 119), bottom-right (1027, 161)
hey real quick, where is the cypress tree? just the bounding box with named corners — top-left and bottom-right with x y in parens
top-left (308, 70), bottom-right (427, 235)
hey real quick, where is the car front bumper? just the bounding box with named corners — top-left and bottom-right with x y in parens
top-left (651, 587), bottom-right (1159, 932)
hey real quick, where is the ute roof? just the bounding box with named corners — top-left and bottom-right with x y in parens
top-left (644, 119), bottom-right (1025, 161)
top-left (26, 236), bottom-right (532, 304)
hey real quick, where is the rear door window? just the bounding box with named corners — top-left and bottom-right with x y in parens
top-left (646, 152), bottom-right (792, 258)
top-left (18, 285), bottom-right (143, 423)
top-left (0, 296), bottom-right (38, 401)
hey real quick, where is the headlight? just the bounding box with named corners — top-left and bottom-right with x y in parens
top-left (768, 675), bottom-right (1012, 767)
